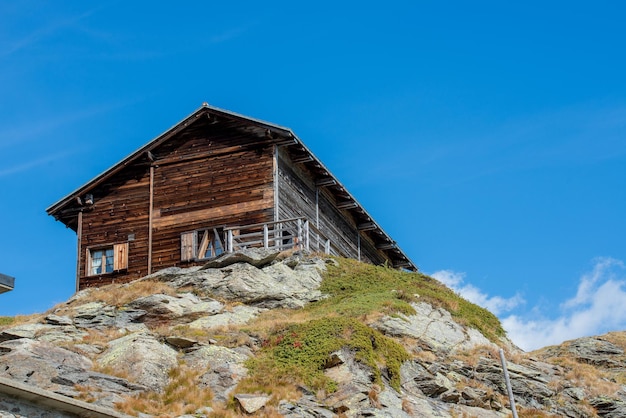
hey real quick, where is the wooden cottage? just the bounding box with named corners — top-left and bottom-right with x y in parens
top-left (47, 104), bottom-right (416, 290)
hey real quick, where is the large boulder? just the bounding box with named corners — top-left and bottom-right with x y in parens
top-left (187, 305), bottom-right (262, 329)
top-left (97, 332), bottom-right (178, 392)
top-left (185, 345), bottom-right (249, 403)
top-left (151, 252), bottom-right (327, 309)
top-left (126, 293), bottom-right (223, 323)
top-left (71, 301), bottom-right (147, 331)
top-left (0, 338), bottom-right (145, 408)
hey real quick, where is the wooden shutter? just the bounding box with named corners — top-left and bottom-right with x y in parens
top-left (181, 232), bottom-right (197, 261)
top-left (198, 230), bottom-right (210, 259)
top-left (85, 248), bottom-right (93, 277)
top-left (113, 243), bottom-right (129, 270)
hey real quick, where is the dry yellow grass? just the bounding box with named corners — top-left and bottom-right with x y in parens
top-left (115, 363), bottom-right (212, 417)
top-left (515, 408), bottom-right (561, 417)
top-left (0, 313), bottom-right (42, 329)
top-left (451, 344), bottom-right (500, 367)
top-left (74, 280), bottom-right (178, 308)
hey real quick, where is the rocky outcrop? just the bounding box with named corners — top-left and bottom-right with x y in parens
top-left (373, 301), bottom-right (494, 353)
top-left (0, 250), bottom-right (625, 417)
top-left (97, 332), bottom-right (179, 392)
top-left (149, 250), bottom-right (328, 309)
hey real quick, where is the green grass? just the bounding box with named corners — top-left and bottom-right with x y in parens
top-left (0, 317), bottom-right (14, 326)
top-left (247, 316), bottom-right (409, 392)
top-left (318, 258), bottom-right (505, 342)
top-left (241, 257), bottom-right (505, 396)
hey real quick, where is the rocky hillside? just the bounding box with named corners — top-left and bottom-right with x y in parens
top-left (1, 250), bottom-right (625, 417)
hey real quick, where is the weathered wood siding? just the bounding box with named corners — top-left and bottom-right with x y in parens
top-left (150, 147), bottom-right (275, 271)
top-left (78, 120), bottom-right (276, 289)
top-left (276, 149), bottom-right (387, 265)
top-left (79, 164), bottom-right (151, 288)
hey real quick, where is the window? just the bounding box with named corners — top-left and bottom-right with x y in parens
top-left (86, 243), bottom-right (128, 276)
top-left (181, 228), bottom-right (224, 261)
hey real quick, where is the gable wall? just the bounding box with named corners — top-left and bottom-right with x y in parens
top-left (77, 125), bottom-right (276, 288)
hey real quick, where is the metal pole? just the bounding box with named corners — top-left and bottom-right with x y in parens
top-left (499, 348), bottom-right (518, 418)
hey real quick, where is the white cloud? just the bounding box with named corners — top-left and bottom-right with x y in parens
top-left (0, 151), bottom-right (72, 178)
top-left (502, 257), bottom-right (626, 351)
top-left (431, 270), bottom-right (524, 316)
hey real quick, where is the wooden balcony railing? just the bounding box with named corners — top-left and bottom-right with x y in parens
top-left (223, 217), bottom-right (342, 255)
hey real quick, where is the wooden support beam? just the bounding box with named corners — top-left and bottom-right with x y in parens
top-left (358, 222), bottom-right (377, 231)
top-left (75, 211), bottom-right (83, 291)
top-left (148, 166), bottom-right (154, 275)
top-left (274, 136), bottom-right (297, 146)
top-left (292, 155), bottom-right (314, 164)
top-left (376, 242), bottom-right (397, 250)
top-left (315, 178), bottom-right (336, 187)
top-left (393, 261), bottom-right (413, 269)
top-left (336, 201), bottom-right (357, 210)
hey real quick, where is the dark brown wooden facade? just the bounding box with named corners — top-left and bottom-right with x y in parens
top-left (47, 104), bottom-right (416, 290)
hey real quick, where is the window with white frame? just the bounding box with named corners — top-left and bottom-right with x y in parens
top-left (181, 228), bottom-right (224, 261)
top-left (86, 243), bottom-right (128, 276)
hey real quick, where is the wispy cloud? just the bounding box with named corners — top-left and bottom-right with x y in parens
top-left (0, 100), bottom-right (134, 150)
top-left (0, 7), bottom-right (99, 57)
top-left (209, 26), bottom-right (248, 44)
top-left (0, 151), bottom-right (74, 178)
top-left (431, 270), bottom-right (524, 315)
top-left (502, 257), bottom-right (626, 351)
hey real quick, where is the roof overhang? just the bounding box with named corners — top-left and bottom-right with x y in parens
top-left (0, 274), bottom-right (14, 294)
top-left (46, 103), bottom-right (418, 271)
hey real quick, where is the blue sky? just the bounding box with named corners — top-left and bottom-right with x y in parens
top-left (1, 1), bottom-right (625, 351)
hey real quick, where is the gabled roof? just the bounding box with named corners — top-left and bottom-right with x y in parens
top-left (47, 103), bottom-right (417, 270)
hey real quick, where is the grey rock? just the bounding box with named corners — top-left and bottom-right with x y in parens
top-left (72, 302), bottom-right (147, 330)
top-left (152, 251), bottom-right (326, 309)
top-left (0, 323), bottom-right (87, 344)
top-left (44, 314), bottom-right (74, 326)
top-left (126, 293), bottom-right (223, 323)
top-left (234, 393), bottom-right (270, 414)
top-left (564, 387), bottom-right (587, 401)
top-left (373, 302), bottom-right (493, 353)
top-left (186, 345), bottom-right (249, 403)
top-left (188, 305), bottom-right (261, 329)
top-left (0, 338), bottom-right (144, 409)
top-left (97, 332), bottom-right (178, 392)
top-left (202, 248), bottom-right (280, 269)
top-left (165, 335), bottom-right (197, 349)
top-left (568, 337), bottom-right (625, 368)
top-left (278, 399), bottom-right (336, 418)
top-left (413, 372), bottom-right (454, 397)
top-left (590, 397), bottom-right (626, 418)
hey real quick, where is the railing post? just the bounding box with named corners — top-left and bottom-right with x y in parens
top-left (263, 224), bottom-right (269, 249)
top-left (304, 220), bottom-right (310, 251)
top-left (297, 219), bottom-right (303, 250)
top-left (227, 230), bottom-right (233, 253)
top-left (325, 239), bottom-right (331, 255)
